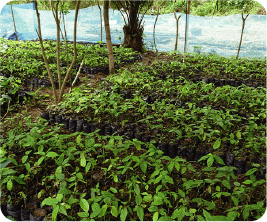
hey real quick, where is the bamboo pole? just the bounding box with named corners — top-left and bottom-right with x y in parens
top-left (174, 11), bottom-right (181, 51)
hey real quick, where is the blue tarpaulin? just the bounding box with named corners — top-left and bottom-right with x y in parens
top-left (0, 3), bottom-right (266, 58)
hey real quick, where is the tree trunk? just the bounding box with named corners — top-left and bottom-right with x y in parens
top-left (104, 0), bottom-right (115, 74)
top-left (58, 0), bottom-right (81, 101)
top-left (10, 2), bottom-right (18, 40)
top-left (34, 0), bottom-right (58, 103)
top-left (97, 0), bottom-right (103, 42)
top-left (50, 0), bottom-right (62, 90)
top-left (174, 11), bottom-right (181, 51)
top-left (183, 0), bottom-right (191, 63)
top-left (236, 13), bottom-right (249, 60)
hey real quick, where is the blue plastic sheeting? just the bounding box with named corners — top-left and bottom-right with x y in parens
top-left (0, 3), bottom-right (266, 58)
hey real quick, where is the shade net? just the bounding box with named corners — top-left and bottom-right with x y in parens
top-left (0, 3), bottom-right (266, 58)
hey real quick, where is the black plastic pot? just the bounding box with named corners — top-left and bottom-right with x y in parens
top-left (62, 116), bottom-right (69, 130)
top-left (177, 146), bottom-right (186, 157)
top-left (233, 158), bottom-right (246, 174)
top-left (185, 148), bottom-right (195, 161)
top-left (55, 115), bottom-right (62, 124)
top-left (168, 143), bottom-right (178, 158)
top-left (83, 122), bottom-right (91, 133)
top-left (158, 143), bottom-right (168, 155)
top-left (76, 119), bottom-right (84, 132)
top-left (40, 112), bottom-right (49, 121)
top-left (69, 118), bottom-right (77, 132)
top-left (1, 203), bottom-right (8, 217)
top-left (21, 208), bottom-right (31, 221)
top-left (7, 203), bottom-right (22, 221)
top-left (194, 150), bottom-right (207, 162)
top-left (225, 153), bottom-right (235, 166)
top-left (49, 113), bottom-right (56, 125)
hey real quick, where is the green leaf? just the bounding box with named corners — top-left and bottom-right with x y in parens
top-left (207, 155), bottom-right (214, 167)
top-left (7, 180), bottom-right (13, 191)
top-left (80, 153), bottom-right (86, 167)
top-left (148, 206), bottom-right (158, 212)
top-left (134, 184), bottom-right (140, 195)
top-left (227, 211), bottom-right (238, 221)
top-left (77, 212), bottom-right (89, 218)
top-left (242, 207), bottom-right (250, 220)
top-left (120, 207), bottom-right (128, 221)
top-left (22, 155), bottom-right (28, 164)
top-left (236, 131), bottom-right (241, 139)
top-left (42, 197), bottom-right (59, 206)
top-left (231, 196), bottom-right (239, 206)
top-left (153, 211), bottom-right (159, 221)
top-left (243, 180), bottom-right (253, 185)
top-left (80, 198), bottom-right (89, 212)
top-left (203, 209), bottom-right (212, 221)
top-left (140, 161), bottom-right (147, 173)
top-left (211, 215), bottom-right (230, 221)
top-left (46, 152), bottom-right (59, 158)
top-left (136, 206), bottom-right (144, 221)
top-left (222, 180), bottom-right (231, 189)
top-left (167, 162), bottom-right (174, 173)
top-left (59, 204), bottom-right (68, 216)
top-left (135, 195), bottom-right (142, 205)
top-left (174, 161), bottom-right (180, 172)
top-left (245, 168), bottom-right (257, 176)
top-left (213, 139), bottom-right (221, 149)
top-left (111, 206), bottom-right (118, 218)
top-left (52, 205), bottom-right (59, 221)
top-left (214, 155), bottom-right (225, 165)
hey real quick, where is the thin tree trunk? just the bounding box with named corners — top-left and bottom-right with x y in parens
top-left (174, 11), bottom-right (181, 51)
top-left (153, 10), bottom-right (159, 54)
top-left (97, 0), bottom-right (103, 42)
top-left (10, 2), bottom-right (18, 40)
top-left (104, 0), bottom-right (115, 74)
top-left (34, 0), bottom-right (58, 103)
top-left (51, 0), bottom-right (62, 90)
top-left (183, 0), bottom-right (191, 63)
top-left (236, 13), bottom-right (249, 60)
top-left (58, 0), bottom-right (81, 101)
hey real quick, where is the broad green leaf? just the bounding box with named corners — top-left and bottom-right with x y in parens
top-left (77, 212), bottom-right (89, 218)
top-left (140, 161), bottom-right (147, 173)
top-left (213, 139), bottom-right (221, 149)
top-left (80, 198), bottom-right (89, 212)
top-left (80, 153), bottom-right (86, 167)
top-left (42, 197), bottom-right (59, 206)
top-left (227, 211), bottom-right (238, 221)
top-left (153, 212), bottom-right (159, 221)
top-left (245, 168), bottom-right (257, 176)
top-left (135, 195), bottom-right (142, 205)
top-left (22, 155), bottom-right (28, 164)
top-left (52, 205), bottom-right (59, 221)
top-left (120, 207), bottom-right (128, 221)
top-left (7, 180), bottom-right (13, 191)
top-left (236, 131), bottom-right (241, 139)
top-left (46, 152), bottom-right (59, 158)
top-left (222, 180), bottom-right (231, 189)
top-left (59, 204), bottom-right (68, 216)
top-left (111, 206), bottom-right (118, 218)
top-left (136, 206), bottom-right (144, 221)
top-left (207, 155), bottom-right (214, 167)
top-left (203, 209), bottom-right (212, 221)
top-left (242, 207), bottom-right (250, 220)
top-left (214, 155), bottom-right (225, 165)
